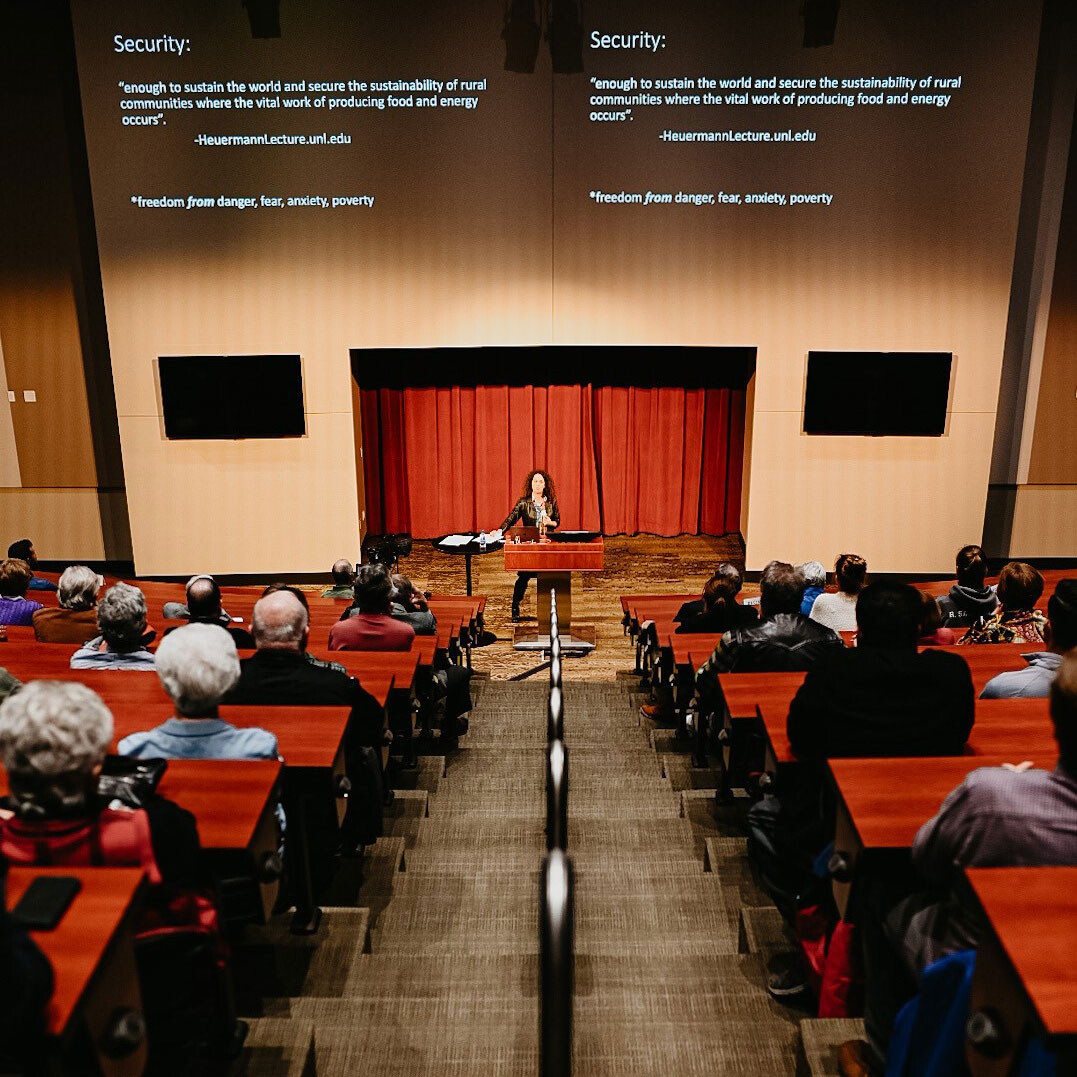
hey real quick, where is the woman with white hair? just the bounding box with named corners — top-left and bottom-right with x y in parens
top-left (796, 561), bottom-right (827, 617)
top-left (31, 565), bottom-right (103, 643)
top-left (70, 582), bottom-right (156, 670)
top-left (118, 624), bottom-right (278, 760)
top-left (0, 681), bottom-right (161, 878)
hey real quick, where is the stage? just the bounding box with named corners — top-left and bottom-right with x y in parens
top-left (401, 533), bottom-right (745, 681)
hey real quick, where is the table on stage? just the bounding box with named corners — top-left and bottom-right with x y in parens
top-left (503, 530), bottom-right (604, 652)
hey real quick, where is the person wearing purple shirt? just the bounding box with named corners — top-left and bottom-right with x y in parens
top-left (0, 560), bottom-right (42, 626)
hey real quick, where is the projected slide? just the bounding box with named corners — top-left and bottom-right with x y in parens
top-left (70, 0), bottom-right (1040, 347)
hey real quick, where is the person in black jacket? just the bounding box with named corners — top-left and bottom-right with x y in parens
top-left (749, 582), bottom-right (975, 946)
top-left (674, 564), bottom-right (758, 634)
top-left (498, 469), bottom-right (559, 621)
top-left (936, 543), bottom-right (998, 629)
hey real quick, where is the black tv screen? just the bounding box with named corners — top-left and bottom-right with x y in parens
top-left (803, 351), bottom-right (952, 436)
top-left (159, 354), bottom-right (305, 439)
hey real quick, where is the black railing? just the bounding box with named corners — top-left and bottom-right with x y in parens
top-left (541, 589), bottom-right (573, 1077)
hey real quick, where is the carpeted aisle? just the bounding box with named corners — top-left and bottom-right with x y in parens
top-left (242, 678), bottom-right (801, 1074)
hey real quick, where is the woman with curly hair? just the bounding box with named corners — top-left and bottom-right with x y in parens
top-left (499, 469), bottom-right (559, 621)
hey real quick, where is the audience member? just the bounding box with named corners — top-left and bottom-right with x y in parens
top-left (980, 578), bottom-right (1077, 698)
top-left (119, 624), bottom-right (277, 760)
top-left (917, 588), bottom-right (955, 646)
top-left (162, 573), bottom-right (232, 623)
top-left (0, 669), bottom-right (20, 705)
top-left (675, 564), bottom-right (757, 634)
top-left (227, 590), bottom-right (384, 749)
top-left (796, 561), bottom-right (827, 617)
top-left (0, 682), bottom-right (164, 882)
top-left (6, 539), bottom-right (57, 591)
top-left (808, 553), bottom-right (867, 633)
top-left (672, 563), bottom-right (746, 624)
top-left (71, 582), bottom-right (155, 669)
top-left (163, 576), bottom-right (254, 648)
top-left (329, 564), bottom-right (415, 651)
top-left (751, 583), bottom-right (974, 932)
top-left (31, 565), bottom-right (102, 643)
top-left (959, 560), bottom-right (1046, 644)
top-left (936, 543), bottom-right (998, 629)
top-left (321, 558), bottom-right (356, 598)
top-left (694, 561), bottom-right (843, 694)
top-left (853, 647), bottom-right (1077, 1072)
top-left (388, 574), bottom-right (437, 635)
top-left (0, 559), bottom-right (43, 627)
top-left (261, 583), bottom-right (347, 672)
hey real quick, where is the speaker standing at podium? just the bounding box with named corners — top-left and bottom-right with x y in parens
top-left (497, 469), bottom-right (560, 622)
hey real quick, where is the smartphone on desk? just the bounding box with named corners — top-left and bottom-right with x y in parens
top-left (11, 875), bottom-right (82, 931)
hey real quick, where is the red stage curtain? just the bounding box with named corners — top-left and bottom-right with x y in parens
top-left (360, 384), bottom-right (745, 538)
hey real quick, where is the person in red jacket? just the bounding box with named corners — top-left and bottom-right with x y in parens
top-left (329, 564), bottom-right (414, 651)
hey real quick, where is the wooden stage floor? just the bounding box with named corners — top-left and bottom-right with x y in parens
top-left (401, 534), bottom-right (745, 682)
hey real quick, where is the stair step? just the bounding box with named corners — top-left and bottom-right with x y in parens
top-left (799, 1017), bottom-right (868, 1077)
top-left (738, 905), bottom-right (794, 958)
top-left (230, 1017), bottom-right (315, 1077)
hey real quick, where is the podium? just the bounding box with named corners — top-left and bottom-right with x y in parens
top-left (504, 531), bottom-right (604, 656)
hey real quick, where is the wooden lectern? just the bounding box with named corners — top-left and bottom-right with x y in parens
top-left (504, 530), bottom-right (604, 651)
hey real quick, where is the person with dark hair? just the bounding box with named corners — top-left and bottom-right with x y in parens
top-left (0, 559), bottom-right (42, 626)
top-left (980, 578), bottom-right (1077, 698)
top-left (496, 469), bottom-right (559, 622)
top-left (321, 559), bottom-right (356, 598)
top-left (163, 576), bottom-right (255, 649)
top-left (848, 647), bottom-right (1077, 1073)
top-left (917, 589), bottom-right (955, 646)
top-left (959, 560), bottom-right (1046, 645)
top-left (388, 574), bottom-right (436, 635)
top-left (675, 564), bottom-right (757, 634)
top-left (808, 553), bottom-right (868, 633)
top-left (694, 561), bottom-right (843, 695)
top-left (329, 563), bottom-right (414, 651)
top-left (5, 539), bottom-right (57, 591)
top-left (936, 543), bottom-right (998, 629)
top-left (749, 582), bottom-right (974, 1001)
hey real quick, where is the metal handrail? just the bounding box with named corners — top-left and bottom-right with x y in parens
top-left (540, 849), bottom-right (574, 1077)
top-left (546, 739), bottom-right (568, 852)
top-left (548, 685), bottom-right (564, 742)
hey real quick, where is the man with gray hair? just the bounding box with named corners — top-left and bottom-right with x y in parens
top-left (162, 573), bottom-right (233, 624)
top-left (228, 591), bottom-right (385, 749)
top-left (70, 582), bottom-right (155, 670)
top-left (118, 624), bottom-right (278, 760)
top-left (32, 565), bottom-right (103, 643)
top-left (321, 559), bottom-right (356, 598)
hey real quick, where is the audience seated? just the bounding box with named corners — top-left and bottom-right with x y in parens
top-left (70, 583), bottom-right (155, 670)
top-left (31, 565), bottom-right (102, 643)
top-left (0, 559), bottom-right (43, 627)
top-left (936, 543), bottom-right (998, 629)
top-left (796, 561), bottom-right (827, 617)
top-left (163, 576), bottom-right (254, 649)
top-left (321, 558), bottom-right (356, 598)
top-left (959, 560), bottom-right (1046, 644)
top-left (673, 563), bottom-right (747, 624)
top-left (329, 564), bottom-right (415, 651)
top-left (0, 669), bottom-right (20, 705)
top-left (388, 574), bottom-right (437, 635)
top-left (162, 573), bottom-right (233, 623)
top-left (119, 624), bottom-right (278, 760)
top-left (917, 589), bottom-right (955, 646)
top-left (853, 648), bottom-right (1077, 1072)
top-left (980, 578), bottom-right (1077, 698)
top-left (6, 539), bottom-right (58, 592)
top-left (674, 564), bottom-right (757, 634)
top-left (261, 583), bottom-right (347, 673)
top-left (750, 582), bottom-right (974, 931)
top-left (227, 590), bottom-right (384, 749)
top-left (0, 681), bottom-right (165, 883)
top-left (694, 561), bottom-right (843, 693)
top-left (808, 553), bottom-right (868, 633)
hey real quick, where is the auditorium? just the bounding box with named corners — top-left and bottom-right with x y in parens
top-left (0, 0), bottom-right (1075, 1074)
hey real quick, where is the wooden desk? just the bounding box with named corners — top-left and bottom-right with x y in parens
top-left (505, 536), bottom-right (603, 638)
top-left (964, 867), bottom-right (1077, 1076)
top-left (6, 866), bottom-right (147, 1077)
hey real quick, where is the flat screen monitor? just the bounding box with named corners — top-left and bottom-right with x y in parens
top-left (159, 354), bottom-right (305, 439)
top-left (803, 351), bottom-right (952, 436)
